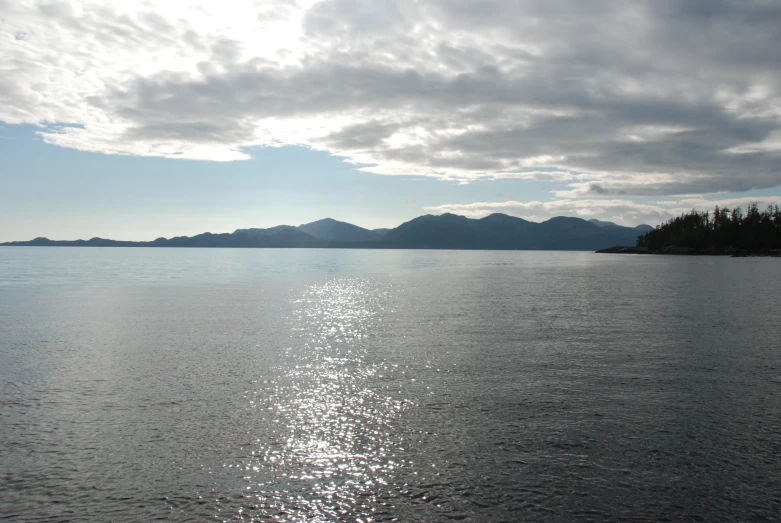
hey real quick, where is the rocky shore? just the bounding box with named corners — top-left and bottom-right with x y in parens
top-left (596, 246), bottom-right (781, 257)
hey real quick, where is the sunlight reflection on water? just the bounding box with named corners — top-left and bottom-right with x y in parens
top-left (4, 250), bottom-right (781, 522)
top-left (237, 278), bottom-right (408, 521)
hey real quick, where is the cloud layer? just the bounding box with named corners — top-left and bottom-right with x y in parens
top-left (426, 195), bottom-right (781, 227)
top-left (3, 0), bottom-right (781, 196)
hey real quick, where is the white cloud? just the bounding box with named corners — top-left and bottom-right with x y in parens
top-left (668, 195), bottom-right (781, 215)
top-left (489, 171), bottom-right (577, 182)
top-left (424, 199), bottom-right (674, 226)
top-left (1, 0), bottom-right (781, 195)
top-left (425, 194), bottom-right (781, 227)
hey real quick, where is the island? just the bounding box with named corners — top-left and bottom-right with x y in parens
top-left (597, 204), bottom-right (781, 256)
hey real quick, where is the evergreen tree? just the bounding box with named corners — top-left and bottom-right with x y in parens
top-left (636, 204), bottom-right (781, 251)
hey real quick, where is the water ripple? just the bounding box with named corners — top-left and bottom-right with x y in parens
top-left (225, 278), bottom-right (408, 521)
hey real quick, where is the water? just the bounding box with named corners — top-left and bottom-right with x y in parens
top-left (1, 247), bottom-right (780, 522)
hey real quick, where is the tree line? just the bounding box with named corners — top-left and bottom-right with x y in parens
top-left (637, 204), bottom-right (781, 251)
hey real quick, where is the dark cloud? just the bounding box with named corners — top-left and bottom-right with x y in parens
top-left (3, 0), bottom-right (781, 193)
top-left (320, 121), bottom-right (402, 150)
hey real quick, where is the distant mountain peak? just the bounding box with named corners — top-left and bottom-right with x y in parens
top-left (481, 212), bottom-right (528, 221)
top-left (546, 216), bottom-right (591, 224)
top-left (3, 213), bottom-right (657, 250)
top-left (437, 212), bottom-right (468, 220)
top-left (297, 218), bottom-right (381, 242)
top-left (589, 218), bottom-right (651, 230)
top-left (589, 218), bottom-right (619, 227)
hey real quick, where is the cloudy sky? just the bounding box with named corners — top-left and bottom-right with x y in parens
top-left (2, 0), bottom-right (781, 241)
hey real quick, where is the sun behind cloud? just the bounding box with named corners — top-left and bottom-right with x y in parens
top-left (2, 0), bottom-right (781, 208)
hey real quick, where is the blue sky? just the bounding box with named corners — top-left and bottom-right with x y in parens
top-left (1, 124), bottom-right (564, 241)
top-left (3, 122), bottom-right (780, 242)
top-left (2, 1), bottom-right (781, 241)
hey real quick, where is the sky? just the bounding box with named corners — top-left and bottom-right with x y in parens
top-left (2, 0), bottom-right (781, 242)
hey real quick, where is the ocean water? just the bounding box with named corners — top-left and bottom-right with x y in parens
top-left (1, 247), bottom-right (780, 522)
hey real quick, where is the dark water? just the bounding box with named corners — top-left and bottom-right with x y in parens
top-left (1, 247), bottom-right (780, 522)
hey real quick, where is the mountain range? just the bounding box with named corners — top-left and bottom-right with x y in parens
top-left (2, 214), bottom-right (653, 251)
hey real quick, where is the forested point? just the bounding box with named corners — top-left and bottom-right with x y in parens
top-left (635, 203), bottom-right (781, 255)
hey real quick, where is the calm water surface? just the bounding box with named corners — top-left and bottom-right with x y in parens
top-left (1, 247), bottom-right (780, 522)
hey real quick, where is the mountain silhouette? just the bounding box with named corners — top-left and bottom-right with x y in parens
top-left (588, 218), bottom-right (620, 227)
top-left (590, 218), bottom-right (653, 236)
top-left (379, 213), bottom-right (645, 250)
top-left (2, 213), bottom-right (652, 250)
top-left (382, 213), bottom-right (489, 248)
top-left (157, 227), bottom-right (323, 248)
top-left (297, 218), bottom-right (382, 242)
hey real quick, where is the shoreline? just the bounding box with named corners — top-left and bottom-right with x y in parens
top-left (596, 246), bottom-right (781, 257)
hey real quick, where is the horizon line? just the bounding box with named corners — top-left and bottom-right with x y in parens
top-left (0, 212), bottom-right (657, 244)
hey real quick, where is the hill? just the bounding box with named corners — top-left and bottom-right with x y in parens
top-left (297, 218), bottom-right (382, 242)
top-left (589, 219), bottom-right (653, 235)
top-left (2, 213), bottom-right (655, 251)
top-left (637, 204), bottom-right (781, 254)
top-left (380, 213), bottom-right (642, 250)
